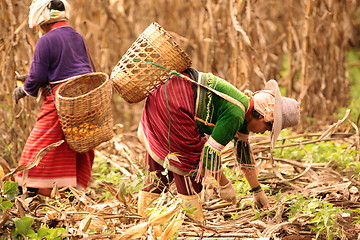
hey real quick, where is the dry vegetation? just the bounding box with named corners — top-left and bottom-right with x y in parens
top-left (1, 0), bottom-right (359, 164)
top-left (1, 0), bottom-right (360, 239)
top-left (1, 120), bottom-right (360, 239)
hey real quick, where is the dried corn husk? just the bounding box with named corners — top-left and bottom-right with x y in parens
top-left (148, 199), bottom-right (182, 226)
top-left (118, 222), bottom-right (148, 240)
top-left (79, 214), bottom-right (92, 232)
top-left (0, 165), bottom-right (5, 180)
top-left (159, 211), bottom-right (185, 240)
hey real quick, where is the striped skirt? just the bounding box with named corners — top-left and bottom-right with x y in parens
top-left (138, 74), bottom-right (207, 175)
top-left (16, 85), bottom-right (94, 189)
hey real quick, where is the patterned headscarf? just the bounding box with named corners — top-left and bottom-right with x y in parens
top-left (28, 0), bottom-right (71, 28)
top-left (245, 80), bottom-right (300, 148)
top-left (253, 90), bottom-right (275, 123)
top-left (244, 89), bottom-right (275, 123)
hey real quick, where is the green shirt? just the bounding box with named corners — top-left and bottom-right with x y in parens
top-left (195, 72), bottom-right (250, 144)
top-left (195, 72), bottom-right (254, 169)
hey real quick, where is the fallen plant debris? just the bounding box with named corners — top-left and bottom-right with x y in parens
top-left (0, 119), bottom-right (360, 240)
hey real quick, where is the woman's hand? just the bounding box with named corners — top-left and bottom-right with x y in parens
top-left (13, 85), bottom-right (27, 104)
top-left (241, 168), bottom-right (270, 209)
top-left (253, 189), bottom-right (269, 209)
top-left (217, 171), bottom-right (236, 203)
top-left (219, 181), bottom-right (236, 203)
top-left (15, 74), bottom-right (28, 83)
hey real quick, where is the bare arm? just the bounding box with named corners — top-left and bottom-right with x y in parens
top-left (218, 170), bottom-right (230, 186)
top-left (241, 167), bottom-right (260, 188)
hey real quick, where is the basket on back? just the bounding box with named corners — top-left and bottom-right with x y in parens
top-left (56, 72), bottom-right (114, 153)
top-left (110, 22), bottom-right (192, 103)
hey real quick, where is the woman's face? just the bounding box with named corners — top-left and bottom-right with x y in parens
top-left (247, 116), bottom-right (273, 134)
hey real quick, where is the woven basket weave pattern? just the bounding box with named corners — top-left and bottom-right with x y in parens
top-left (111, 22), bottom-right (191, 103)
top-left (56, 73), bottom-right (114, 153)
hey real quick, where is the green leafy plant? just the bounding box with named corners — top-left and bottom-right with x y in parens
top-left (310, 202), bottom-right (348, 240)
top-left (232, 176), bottom-right (251, 196)
top-left (3, 181), bottom-right (19, 200)
top-left (0, 196), bottom-right (14, 211)
top-left (273, 138), bottom-right (360, 179)
top-left (12, 217), bottom-right (67, 240)
top-left (92, 155), bottom-right (145, 199)
top-left (285, 193), bottom-right (311, 219)
top-left (281, 193), bottom-right (350, 240)
top-left (26, 225), bottom-right (67, 240)
top-left (335, 49), bottom-right (360, 122)
top-left (253, 210), bottom-right (261, 220)
top-left (352, 209), bottom-right (360, 224)
top-left (0, 182), bottom-right (17, 212)
top-left (13, 216), bottom-right (34, 237)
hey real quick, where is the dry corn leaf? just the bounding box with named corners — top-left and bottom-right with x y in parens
top-left (79, 214), bottom-right (93, 232)
top-left (0, 165), bottom-right (5, 180)
top-left (207, 201), bottom-right (233, 210)
top-left (148, 199), bottom-right (182, 226)
top-left (87, 216), bottom-right (108, 232)
top-left (50, 183), bottom-right (61, 199)
top-left (118, 222), bottom-right (148, 240)
top-left (14, 198), bottom-right (29, 218)
top-left (159, 211), bottom-right (185, 240)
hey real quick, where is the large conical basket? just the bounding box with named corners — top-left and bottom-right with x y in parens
top-left (55, 72), bottom-right (114, 153)
top-left (110, 22), bottom-right (192, 103)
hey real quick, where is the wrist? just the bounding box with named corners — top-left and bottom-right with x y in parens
top-left (218, 171), bottom-right (229, 186)
top-left (220, 180), bottom-right (230, 189)
top-left (249, 185), bottom-right (262, 193)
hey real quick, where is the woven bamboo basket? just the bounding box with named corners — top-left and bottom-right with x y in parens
top-left (55, 72), bottom-right (114, 153)
top-left (110, 22), bottom-right (192, 103)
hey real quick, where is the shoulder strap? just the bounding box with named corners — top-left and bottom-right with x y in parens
top-left (172, 71), bottom-right (247, 113)
top-left (81, 36), bottom-right (96, 72)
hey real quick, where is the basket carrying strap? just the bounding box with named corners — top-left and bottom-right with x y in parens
top-left (172, 71), bottom-right (247, 113)
top-left (81, 36), bottom-right (96, 72)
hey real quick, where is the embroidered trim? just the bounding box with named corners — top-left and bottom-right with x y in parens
top-left (195, 72), bottom-right (210, 125)
top-left (194, 117), bottom-right (215, 127)
top-left (196, 142), bottom-right (222, 182)
top-left (235, 139), bottom-right (255, 167)
top-left (207, 136), bottom-right (225, 152)
top-left (205, 76), bottom-right (214, 122)
top-left (203, 145), bottom-right (221, 171)
top-left (235, 132), bottom-right (249, 141)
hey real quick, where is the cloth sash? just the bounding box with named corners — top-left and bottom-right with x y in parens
top-left (138, 74), bottom-right (207, 175)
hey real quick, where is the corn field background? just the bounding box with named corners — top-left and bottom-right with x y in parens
top-left (1, 0), bottom-right (360, 165)
top-left (1, 0), bottom-right (360, 239)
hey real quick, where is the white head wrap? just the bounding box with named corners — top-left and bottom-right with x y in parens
top-left (245, 80), bottom-right (300, 148)
top-left (28, 0), bottom-right (71, 29)
top-left (253, 90), bottom-right (275, 123)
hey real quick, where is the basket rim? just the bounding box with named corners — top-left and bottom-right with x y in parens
top-left (110, 22), bottom-right (191, 79)
top-left (56, 72), bottom-right (110, 101)
top-left (140, 22), bottom-right (191, 64)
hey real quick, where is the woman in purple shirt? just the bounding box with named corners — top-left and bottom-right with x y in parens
top-left (13, 0), bottom-right (95, 197)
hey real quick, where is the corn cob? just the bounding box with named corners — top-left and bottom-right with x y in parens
top-left (64, 123), bottom-right (97, 137)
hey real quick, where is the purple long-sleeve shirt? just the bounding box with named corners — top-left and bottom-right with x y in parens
top-left (24, 24), bottom-right (92, 97)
